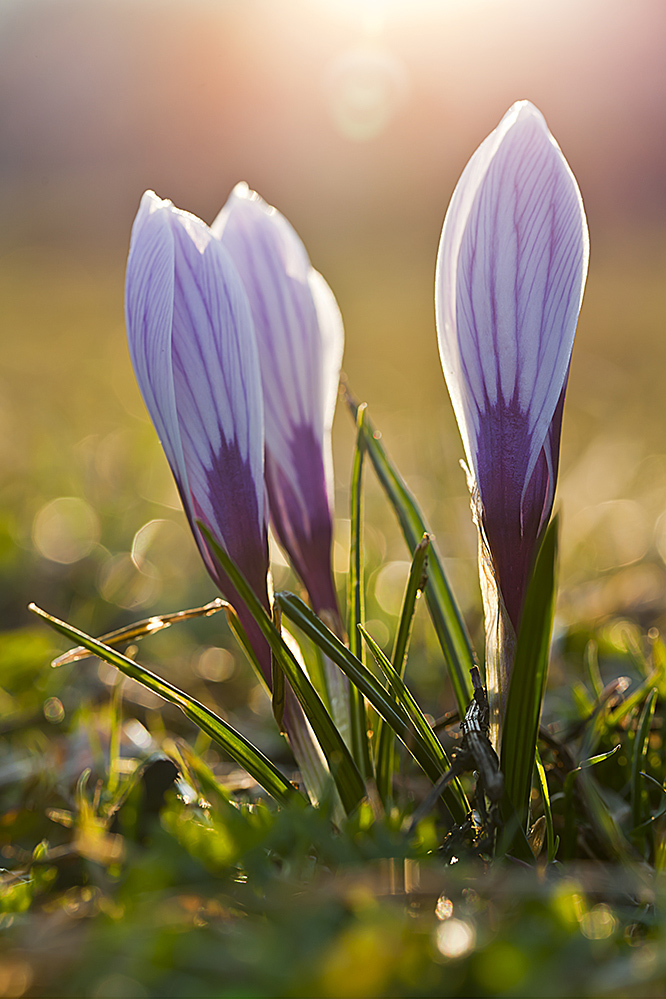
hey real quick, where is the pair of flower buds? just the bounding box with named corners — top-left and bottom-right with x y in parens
top-left (125, 100), bottom-right (588, 756)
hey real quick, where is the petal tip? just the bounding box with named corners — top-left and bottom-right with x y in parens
top-left (137, 189), bottom-right (171, 218)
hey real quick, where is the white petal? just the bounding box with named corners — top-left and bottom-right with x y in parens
top-left (436, 101), bottom-right (589, 487)
top-left (125, 192), bottom-right (266, 551)
top-left (308, 266), bottom-right (344, 501)
top-left (213, 184), bottom-right (343, 504)
top-left (166, 206), bottom-right (265, 540)
top-left (125, 191), bottom-right (187, 494)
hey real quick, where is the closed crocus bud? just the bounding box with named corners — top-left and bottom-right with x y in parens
top-left (212, 185), bottom-right (350, 739)
top-left (212, 184), bottom-right (344, 626)
top-left (125, 191), bottom-right (328, 797)
top-left (125, 191), bottom-right (269, 625)
top-left (435, 101), bottom-right (589, 743)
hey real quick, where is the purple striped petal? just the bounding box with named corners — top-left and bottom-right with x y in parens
top-left (125, 191), bottom-right (269, 616)
top-left (212, 184), bottom-right (344, 617)
top-left (436, 102), bottom-right (588, 627)
top-left (125, 192), bottom-right (335, 798)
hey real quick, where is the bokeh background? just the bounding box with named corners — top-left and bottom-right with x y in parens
top-left (2, 0), bottom-right (666, 732)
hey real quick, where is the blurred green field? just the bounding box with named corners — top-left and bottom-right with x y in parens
top-left (4, 228), bottom-right (666, 664)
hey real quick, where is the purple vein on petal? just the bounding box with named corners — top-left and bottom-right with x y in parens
top-left (125, 193), bottom-right (187, 497)
top-left (167, 216), bottom-right (267, 595)
top-left (265, 423), bottom-right (338, 615)
top-left (213, 185), bottom-right (344, 609)
top-left (126, 191), bottom-right (268, 609)
top-left (454, 105), bottom-right (587, 495)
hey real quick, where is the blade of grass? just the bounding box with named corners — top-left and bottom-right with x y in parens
top-left (534, 745), bottom-right (558, 863)
top-left (584, 640), bottom-right (603, 699)
top-left (168, 740), bottom-right (239, 818)
top-left (107, 677), bottom-right (124, 799)
top-left (609, 667), bottom-right (665, 727)
top-left (52, 599), bottom-right (226, 667)
top-left (227, 577), bottom-right (340, 809)
top-left (359, 622), bottom-right (468, 815)
top-left (299, 633), bottom-right (331, 711)
top-left (225, 604), bottom-right (269, 691)
top-left (198, 525), bottom-right (366, 815)
top-left (561, 744), bottom-right (621, 860)
top-left (348, 404), bottom-right (372, 779)
top-left (631, 687), bottom-right (658, 836)
top-left (633, 772), bottom-right (666, 833)
top-left (29, 602), bottom-right (303, 808)
top-left (358, 624), bottom-right (452, 782)
top-left (501, 516), bottom-right (559, 838)
top-left (375, 535), bottom-right (429, 804)
top-left (392, 536), bottom-right (430, 678)
top-left (344, 389), bottom-right (474, 713)
top-left (271, 602), bottom-right (286, 733)
top-left (581, 759), bottom-right (635, 864)
top-left (277, 591), bottom-right (466, 822)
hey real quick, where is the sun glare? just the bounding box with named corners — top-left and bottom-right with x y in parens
top-left (313, 0), bottom-right (499, 30)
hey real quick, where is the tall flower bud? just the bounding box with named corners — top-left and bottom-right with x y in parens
top-left (212, 185), bottom-right (348, 734)
top-left (125, 191), bottom-right (327, 796)
top-left (125, 192), bottom-right (269, 623)
top-left (435, 101), bottom-right (588, 744)
top-left (212, 184), bottom-right (343, 622)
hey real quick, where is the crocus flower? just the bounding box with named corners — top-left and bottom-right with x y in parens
top-left (435, 101), bottom-right (588, 738)
top-left (125, 192), bottom-right (268, 618)
top-left (125, 191), bottom-right (328, 795)
top-left (212, 185), bottom-right (349, 736)
top-left (212, 184), bottom-right (344, 627)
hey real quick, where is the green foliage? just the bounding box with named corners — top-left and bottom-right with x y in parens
top-left (3, 545), bottom-right (666, 999)
top-left (375, 535), bottom-right (430, 805)
top-left (501, 517), bottom-right (559, 842)
top-left (198, 526), bottom-right (366, 815)
top-left (346, 394), bottom-right (475, 714)
top-left (28, 602), bottom-right (302, 808)
top-left (348, 405), bottom-right (372, 780)
top-left (632, 687), bottom-right (658, 834)
top-left (0, 753), bottom-right (664, 998)
top-left (277, 592), bottom-right (466, 821)
top-left (359, 624), bottom-right (468, 816)
top-left (8, 381), bottom-right (666, 996)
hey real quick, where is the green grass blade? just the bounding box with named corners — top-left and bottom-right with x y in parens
top-left (501, 515), bottom-right (559, 836)
top-left (631, 687), bottom-right (658, 835)
top-left (348, 404), bottom-right (372, 779)
top-left (277, 591), bottom-right (466, 822)
top-left (359, 623), bottom-right (468, 816)
top-left (227, 600), bottom-right (334, 795)
top-left (584, 640), bottom-right (603, 699)
top-left (358, 624), bottom-right (451, 776)
top-left (561, 744), bottom-right (621, 860)
top-left (609, 666), bottom-right (665, 726)
top-left (107, 678), bottom-right (123, 798)
top-left (633, 773), bottom-right (666, 834)
top-left (345, 392), bottom-right (474, 713)
top-left (534, 745), bottom-right (558, 863)
top-left (28, 603), bottom-right (303, 808)
top-left (52, 598), bottom-right (226, 667)
top-left (271, 602), bottom-right (286, 733)
top-left (579, 745), bottom-right (622, 769)
top-left (198, 525), bottom-right (366, 815)
top-left (393, 535), bottom-right (430, 677)
top-left (224, 604), bottom-right (268, 691)
top-left (375, 535), bottom-right (429, 803)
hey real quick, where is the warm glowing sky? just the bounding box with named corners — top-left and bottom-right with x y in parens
top-left (3, 0), bottom-right (666, 451)
top-left (1, 0), bottom-right (665, 254)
